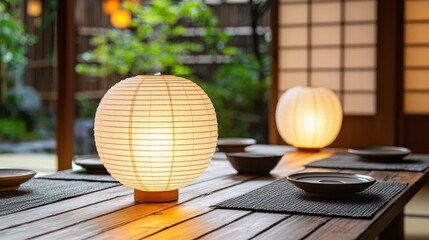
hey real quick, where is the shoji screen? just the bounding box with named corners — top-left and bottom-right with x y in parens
top-left (404, 0), bottom-right (429, 114)
top-left (278, 0), bottom-right (377, 115)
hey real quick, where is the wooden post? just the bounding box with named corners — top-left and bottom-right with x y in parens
top-left (56, 0), bottom-right (76, 170)
top-left (269, 0), bottom-right (280, 144)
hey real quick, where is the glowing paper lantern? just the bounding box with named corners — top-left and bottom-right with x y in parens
top-left (275, 86), bottom-right (343, 151)
top-left (110, 9), bottom-right (131, 29)
top-left (94, 75), bottom-right (218, 203)
top-left (27, 0), bottom-right (42, 17)
top-left (103, 0), bottom-right (120, 15)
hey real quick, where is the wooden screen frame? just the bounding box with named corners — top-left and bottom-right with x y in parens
top-left (269, 0), bottom-right (404, 148)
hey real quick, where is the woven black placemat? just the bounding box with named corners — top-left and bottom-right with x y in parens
top-left (306, 153), bottom-right (429, 172)
top-left (38, 169), bottom-right (118, 182)
top-left (0, 179), bottom-right (120, 216)
top-left (213, 178), bottom-right (407, 219)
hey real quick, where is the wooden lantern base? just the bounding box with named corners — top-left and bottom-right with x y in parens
top-left (134, 189), bottom-right (178, 203)
top-left (297, 147), bottom-right (321, 152)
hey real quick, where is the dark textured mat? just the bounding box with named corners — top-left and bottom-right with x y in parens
top-left (38, 170), bottom-right (118, 182)
top-left (213, 178), bottom-right (407, 219)
top-left (306, 153), bottom-right (429, 172)
top-left (0, 179), bottom-right (120, 216)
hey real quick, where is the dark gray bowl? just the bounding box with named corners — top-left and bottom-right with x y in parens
top-left (348, 146), bottom-right (411, 161)
top-left (226, 152), bottom-right (283, 175)
top-left (74, 154), bottom-right (107, 173)
top-left (287, 172), bottom-right (376, 197)
top-left (217, 138), bottom-right (256, 153)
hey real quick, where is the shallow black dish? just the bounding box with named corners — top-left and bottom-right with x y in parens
top-left (73, 155), bottom-right (107, 173)
top-left (226, 152), bottom-right (283, 175)
top-left (287, 172), bottom-right (376, 197)
top-left (0, 169), bottom-right (36, 191)
top-left (217, 138), bottom-right (257, 153)
top-left (348, 146), bottom-right (411, 161)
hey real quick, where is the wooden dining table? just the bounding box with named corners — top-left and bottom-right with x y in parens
top-left (1, 146), bottom-right (428, 240)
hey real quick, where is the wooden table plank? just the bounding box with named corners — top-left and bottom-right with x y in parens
top-left (86, 178), bottom-right (279, 240)
top-left (0, 161), bottom-right (253, 239)
top-left (0, 161), bottom-right (233, 234)
top-left (0, 191), bottom-right (138, 240)
top-left (1, 148), bottom-right (427, 240)
top-left (198, 212), bottom-right (287, 240)
top-left (306, 170), bottom-right (429, 240)
top-left (252, 215), bottom-right (331, 240)
top-left (145, 209), bottom-right (251, 240)
top-left (0, 185), bottom-right (132, 231)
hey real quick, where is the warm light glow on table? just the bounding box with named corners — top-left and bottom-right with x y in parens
top-left (94, 75), bottom-right (218, 202)
top-left (275, 86), bottom-right (343, 151)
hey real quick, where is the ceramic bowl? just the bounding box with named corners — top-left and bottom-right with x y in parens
top-left (217, 138), bottom-right (256, 153)
top-left (0, 169), bottom-right (37, 191)
top-left (348, 146), bottom-right (411, 161)
top-left (73, 155), bottom-right (107, 173)
top-left (226, 152), bottom-right (283, 175)
top-left (287, 172), bottom-right (376, 197)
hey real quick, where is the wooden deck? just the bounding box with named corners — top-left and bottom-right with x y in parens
top-left (1, 150), bottom-right (429, 239)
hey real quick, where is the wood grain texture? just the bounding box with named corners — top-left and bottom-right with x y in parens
top-left (0, 150), bottom-right (428, 240)
top-left (56, 0), bottom-right (76, 170)
top-left (0, 186), bottom-right (132, 231)
top-left (198, 212), bottom-right (287, 240)
top-left (145, 210), bottom-right (250, 240)
top-left (306, 170), bottom-right (428, 240)
top-left (253, 215), bottom-right (331, 240)
top-left (88, 177), bottom-right (280, 240)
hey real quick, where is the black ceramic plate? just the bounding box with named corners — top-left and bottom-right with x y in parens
top-left (0, 169), bottom-right (36, 191)
top-left (287, 172), bottom-right (376, 197)
top-left (217, 138), bottom-right (256, 153)
top-left (226, 152), bottom-right (283, 175)
top-left (74, 155), bottom-right (107, 173)
top-left (348, 146), bottom-right (411, 161)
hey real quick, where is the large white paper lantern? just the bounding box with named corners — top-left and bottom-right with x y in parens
top-left (275, 86), bottom-right (343, 151)
top-left (94, 75), bottom-right (218, 202)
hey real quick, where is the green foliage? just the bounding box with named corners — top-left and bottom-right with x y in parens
top-left (197, 54), bottom-right (270, 141)
top-left (76, 0), bottom-right (235, 77)
top-left (76, 0), bottom-right (271, 142)
top-left (0, 118), bottom-right (26, 140)
top-left (76, 93), bottom-right (98, 119)
top-left (0, 0), bottom-right (37, 71)
top-left (0, 0), bottom-right (37, 107)
top-left (0, 0), bottom-right (39, 141)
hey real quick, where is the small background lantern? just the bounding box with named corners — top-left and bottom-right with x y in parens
top-left (27, 0), bottom-right (42, 17)
top-left (94, 75), bottom-right (218, 202)
top-left (103, 0), bottom-right (120, 15)
top-left (110, 9), bottom-right (131, 28)
top-left (275, 86), bottom-right (343, 151)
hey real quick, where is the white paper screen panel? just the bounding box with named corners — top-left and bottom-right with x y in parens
top-left (311, 72), bottom-right (341, 91)
top-left (279, 49), bottom-right (308, 69)
top-left (312, 2), bottom-right (341, 23)
top-left (345, 48), bottom-right (376, 68)
top-left (405, 24), bottom-right (429, 44)
top-left (345, 25), bottom-right (376, 44)
top-left (278, 0), bottom-right (377, 115)
top-left (345, 1), bottom-right (376, 22)
top-left (312, 26), bottom-right (341, 45)
top-left (344, 94), bottom-right (376, 115)
top-left (405, 70), bottom-right (429, 90)
top-left (404, 0), bottom-right (429, 114)
top-left (280, 4), bottom-right (307, 24)
top-left (406, 1), bottom-right (429, 21)
top-left (280, 27), bottom-right (307, 47)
